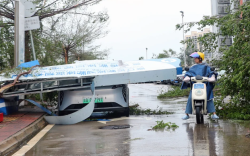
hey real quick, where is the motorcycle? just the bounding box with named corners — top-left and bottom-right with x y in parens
top-left (185, 67), bottom-right (215, 124)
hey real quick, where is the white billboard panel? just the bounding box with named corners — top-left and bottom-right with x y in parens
top-left (25, 16), bottom-right (40, 31)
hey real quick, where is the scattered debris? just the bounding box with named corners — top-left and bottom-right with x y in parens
top-left (100, 125), bottom-right (131, 130)
top-left (123, 138), bottom-right (144, 144)
top-left (129, 104), bottom-right (140, 108)
top-left (84, 118), bottom-right (110, 122)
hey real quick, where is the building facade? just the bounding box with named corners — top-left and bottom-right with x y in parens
top-left (210, 0), bottom-right (248, 59)
top-left (185, 28), bottom-right (211, 61)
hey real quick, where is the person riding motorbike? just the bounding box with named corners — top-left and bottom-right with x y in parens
top-left (181, 52), bottom-right (219, 120)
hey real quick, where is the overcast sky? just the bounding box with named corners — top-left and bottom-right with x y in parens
top-left (92, 0), bottom-right (212, 61)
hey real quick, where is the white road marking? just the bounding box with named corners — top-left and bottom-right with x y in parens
top-left (97, 121), bottom-right (107, 124)
top-left (13, 124), bottom-right (55, 156)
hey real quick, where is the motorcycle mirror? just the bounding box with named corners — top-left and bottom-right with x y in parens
top-left (185, 67), bottom-right (189, 71)
top-left (211, 67), bottom-right (215, 71)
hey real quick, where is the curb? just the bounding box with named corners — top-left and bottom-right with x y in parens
top-left (0, 115), bottom-right (48, 156)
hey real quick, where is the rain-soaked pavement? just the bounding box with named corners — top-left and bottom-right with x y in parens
top-left (24, 84), bottom-right (250, 156)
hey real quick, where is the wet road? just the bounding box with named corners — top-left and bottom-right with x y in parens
top-left (23, 84), bottom-right (250, 156)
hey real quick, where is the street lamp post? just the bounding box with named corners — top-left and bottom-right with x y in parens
top-left (146, 48), bottom-right (148, 59)
top-left (180, 11), bottom-right (187, 67)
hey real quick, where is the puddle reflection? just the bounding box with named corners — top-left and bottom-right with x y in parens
top-left (184, 121), bottom-right (219, 156)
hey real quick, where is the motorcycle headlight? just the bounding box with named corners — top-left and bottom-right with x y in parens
top-left (195, 90), bottom-right (203, 96)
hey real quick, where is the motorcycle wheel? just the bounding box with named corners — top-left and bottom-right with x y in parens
top-left (196, 107), bottom-right (202, 124)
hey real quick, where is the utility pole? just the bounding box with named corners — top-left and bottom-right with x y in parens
top-left (180, 11), bottom-right (187, 67)
top-left (14, 0), bottom-right (25, 67)
top-left (146, 48), bottom-right (148, 59)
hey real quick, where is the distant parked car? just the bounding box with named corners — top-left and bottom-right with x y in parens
top-left (156, 68), bottom-right (185, 85)
top-left (155, 81), bottom-right (162, 84)
top-left (162, 80), bottom-right (171, 84)
top-left (170, 79), bottom-right (181, 85)
top-left (160, 71), bottom-right (185, 85)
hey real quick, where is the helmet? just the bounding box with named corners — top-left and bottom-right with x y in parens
top-left (189, 52), bottom-right (205, 61)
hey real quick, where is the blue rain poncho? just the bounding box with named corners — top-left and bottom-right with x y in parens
top-left (181, 63), bottom-right (218, 114)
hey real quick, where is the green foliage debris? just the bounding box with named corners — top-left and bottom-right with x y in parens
top-left (129, 105), bottom-right (172, 115)
top-left (152, 120), bottom-right (179, 130)
top-left (1, 67), bottom-right (31, 78)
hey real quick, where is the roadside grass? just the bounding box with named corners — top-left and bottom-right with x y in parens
top-left (157, 86), bottom-right (190, 99)
top-left (213, 84), bottom-right (250, 120)
top-left (152, 120), bottom-right (179, 130)
top-left (129, 104), bottom-right (173, 115)
top-left (214, 98), bottom-right (250, 120)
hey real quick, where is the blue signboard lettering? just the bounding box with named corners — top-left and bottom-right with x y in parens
top-left (45, 72), bottom-right (55, 76)
top-left (67, 71), bottom-right (75, 75)
top-left (56, 72), bottom-right (65, 76)
top-left (77, 71), bottom-right (86, 75)
top-left (99, 64), bottom-right (108, 68)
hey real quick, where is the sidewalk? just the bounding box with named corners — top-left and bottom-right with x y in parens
top-left (0, 110), bottom-right (46, 156)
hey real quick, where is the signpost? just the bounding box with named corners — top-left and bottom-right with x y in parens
top-left (23, 0), bottom-right (38, 61)
top-left (25, 16), bottom-right (40, 60)
top-left (14, 0), bottom-right (40, 66)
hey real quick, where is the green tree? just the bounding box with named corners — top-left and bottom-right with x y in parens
top-left (0, 0), bottom-right (104, 65)
top-left (176, 0), bottom-right (250, 119)
top-left (0, 0), bottom-right (102, 25)
top-left (156, 49), bottom-right (176, 59)
top-left (139, 56), bottom-right (144, 60)
top-left (40, 13), bottom-right (109, 65)
top-left (178, 47), bottom-right (193, 67)
top-left (0, 22), bottom-right (14, 68)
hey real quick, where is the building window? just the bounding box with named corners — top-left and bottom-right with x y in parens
top-left (218, 0), bottom-right (230, 4)
top-left (220, 38), bottom-right (232, 46)
top-left (234, 1), bottom-right (239, 9)
top-left (218, 5), bottom-right (230, 14)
